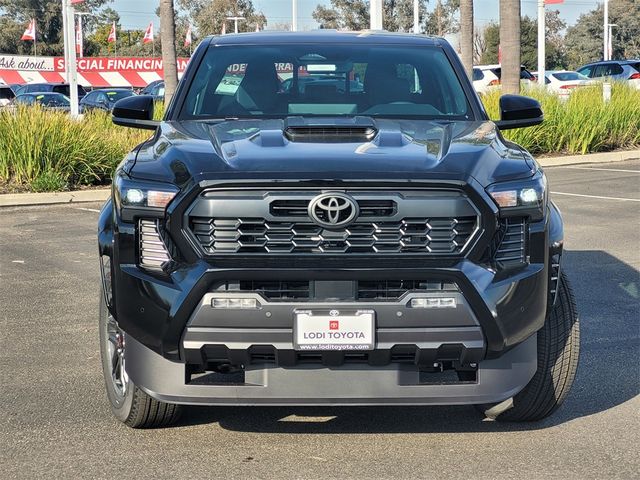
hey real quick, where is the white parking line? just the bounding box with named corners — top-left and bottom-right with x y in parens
top-left (552, 166), bottom-right (640, 174)
top-left (551, 191), bottom-right (640, 202)
top-left (76, 207), bottom-right (101, 213)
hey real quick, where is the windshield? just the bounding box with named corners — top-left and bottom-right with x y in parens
top-left (180, 44), bottom-right (472, 121)
top-left (551, 72), bottom-right (589, 82)
top-left (38, 94), bottom-right (70, 107)
top-left (106, 90), bottom-right (135, 103)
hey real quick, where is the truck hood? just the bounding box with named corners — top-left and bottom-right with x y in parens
top-left (129, 118), bottom-right (536, 188)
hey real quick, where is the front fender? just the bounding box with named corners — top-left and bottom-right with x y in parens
top-left (549, 200), bottom-right (564, 255)
top-left (98, 198), bottom-right (114, 257)
top-left (548, 200), bottom-right (564, 307)
top-left (98, 198), bottom-right (115, 314)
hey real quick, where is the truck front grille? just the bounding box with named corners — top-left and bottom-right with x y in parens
top-left (190, 217), bottom-right (477, 255)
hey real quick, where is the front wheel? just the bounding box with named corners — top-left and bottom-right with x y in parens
top-left (484, 271), bottom-right (580, 422)
top-left (99, 291), bottom-right (182, 428)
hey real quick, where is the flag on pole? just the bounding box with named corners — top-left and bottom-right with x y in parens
top-left (21, 19), bottom-right (36, 41)
top-left (185, 24), bottom-right (192, 47)
top-left (75, 20), bottom-right (83, 55)
top-left (70, 0), bottom-right (86, 4)
top-left (221, 22), bottom-right (226, 35)
top-left (143, 22), bottom-right (154, 44)
top-left (107, 21), bottom-right (117, 43)
top-left (544, 0), bottom-right (564, 4)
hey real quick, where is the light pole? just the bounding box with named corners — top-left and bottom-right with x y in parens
top-left (227, 16), bottom-right (245, 34)
top-left (292, 0), bottom-right (298, 32)
top-left (370, 0), bottom-right (383, 30)
top-left (62, 0), bottom-right (79, 116)
top-left (537, 0), bottom-right (545, 86)
top-left (413, 0), bottom-right (420, 33)
top-left (608, 23), bottom-right (618, 61)
top-left (603, 0), bottom-right (609, 60)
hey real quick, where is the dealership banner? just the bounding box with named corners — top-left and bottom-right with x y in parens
top-left (0, 55), bottom-right (190, 88)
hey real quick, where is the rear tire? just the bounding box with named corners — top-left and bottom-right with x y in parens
top-left (489, 271), bottom-right (580, 422)
top-left (99, 290), bottom-right (182, 428)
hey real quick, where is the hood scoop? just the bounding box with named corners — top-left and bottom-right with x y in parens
top-left (283, 116), bottom-right (378, 143)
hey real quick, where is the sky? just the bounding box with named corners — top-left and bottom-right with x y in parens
top-left (112, 0), bottom-right (603, 31)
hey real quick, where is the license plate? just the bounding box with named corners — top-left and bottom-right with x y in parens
top-left (294, 309), bottom-right (375, 351)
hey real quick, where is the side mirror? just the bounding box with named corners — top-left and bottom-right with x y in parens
top-left (494, 94), bottom-right (543, 130)
top-left (112, 95), bottom-right (159, 130)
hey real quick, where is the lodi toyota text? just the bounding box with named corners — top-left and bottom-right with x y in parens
top-left (98, 31), bottom-right (579, 428)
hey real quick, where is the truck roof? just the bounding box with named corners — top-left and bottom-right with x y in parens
top-left (208, 30), bottom-right (443, 47)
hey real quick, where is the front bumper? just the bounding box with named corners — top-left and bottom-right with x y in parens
top-left (99, 178), bottom-right (553, 405)
top-left (126, 334), bottom-right (537, 406)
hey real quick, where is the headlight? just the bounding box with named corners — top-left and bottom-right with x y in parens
top-left (114, 171), bottom-right (179, 221)
top-left (486, 171), bottom-right (547, 221)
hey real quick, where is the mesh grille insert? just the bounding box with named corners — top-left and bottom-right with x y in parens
top-left (190, 217), bottom-right (477, 255)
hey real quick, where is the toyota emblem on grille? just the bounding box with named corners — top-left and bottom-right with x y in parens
top-left (308, 192), bottom-right (359, 228)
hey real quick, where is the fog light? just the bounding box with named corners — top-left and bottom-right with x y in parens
top-left (211, 297), bottom-right (259, 309)
top-left (410, 297), bottom-right (457, 309)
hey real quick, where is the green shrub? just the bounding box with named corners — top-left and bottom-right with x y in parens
top-left (30, 171), bottom-right (68, 192)
top-left (0, 106), bottom-right (149, 189)
top-left (0, 87), bottom-right (638, 192)
top-left (481, 83), bottom-right (640, 155)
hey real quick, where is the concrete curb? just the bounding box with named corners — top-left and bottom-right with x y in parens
top-left (1, 149), bottom-right (638, 207)
top-left (0, 189), bottom-right (110, 208)
top-left (538, 149), bottom-right (640, 167)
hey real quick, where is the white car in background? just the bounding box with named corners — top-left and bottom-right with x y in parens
top-left (472, 64), bottom-right (536, 94)
top-left (540, 70), bottom-right (593, 97)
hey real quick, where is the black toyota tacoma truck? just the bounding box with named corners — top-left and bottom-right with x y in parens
top-left (99, 31), bottom-right (579, 428)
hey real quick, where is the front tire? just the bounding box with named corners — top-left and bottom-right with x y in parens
top-left (489, 271), bottom-right (580, 422)
top-left (99, 291), bottom-right (182, 428)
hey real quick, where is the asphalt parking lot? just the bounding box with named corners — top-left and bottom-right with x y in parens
top-left (1, 160), bottom-right (638, 479)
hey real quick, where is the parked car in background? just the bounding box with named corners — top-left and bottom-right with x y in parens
top-left (473, 65), bottom-right (536, 94)
top-left (14, 82), bottom-right (88, 99)
top-left (12, 92), bottom-right (71, 112)
top-left (140, 80), bottom-right (165, 100)
top-left (541, 70), bottom-right (593, 97)
top-left (0, 85), bottom-right (15, 107)
top-left (80, 88), bottom-right (136, 113)
top-left (577, 60), bottom-right (640, 89)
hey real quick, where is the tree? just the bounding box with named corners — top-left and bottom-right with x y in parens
top-left (479, 22), bottom-right (500, 64)
top-left (313, 0), bottom-right (460, 35)
top-left (314, 0), bottom-right (369, 30)
top-left (177, 0), bottom-right (266, 36)
top-left (459, 0), bottom-right (473, 78)
top-left (499, 0), bottom-right (520, 94)
top-left (609, 0), bottom-right (640, 59)
top-left (565, 0), bottom-right (640, 69)
top-left (424, 0), bottom-right (459, 36)
top-left (385, 0), bottom-right (429, 33)
top-left (520, 11), bottom-right (567, 70)
top-left (0, 0), bottom-right (109, 55)
top-left (160, 0), bottom-right (178, 107)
